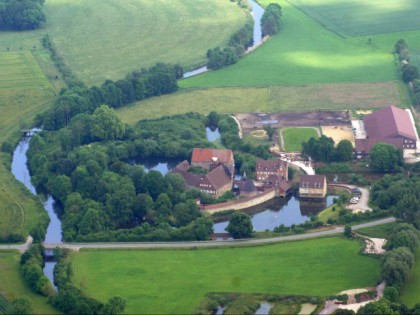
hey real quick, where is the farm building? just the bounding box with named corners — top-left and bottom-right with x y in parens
top-left (299, 175), bottom-right (327, 199)
top-left (354, 106), bottom-right (418, 157)
top-left (191, 148), bottom-right (235, 173)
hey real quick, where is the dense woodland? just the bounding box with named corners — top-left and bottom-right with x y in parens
top-left (0, 0), bottom-right (45, 30)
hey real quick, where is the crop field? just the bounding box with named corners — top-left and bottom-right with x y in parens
top-left (0, 251), bottom-right (58, 314)
top-left (0, 51), bottom-right (53, 239)
top-left (286, 0), bottom-right (420, 37)
top-left (180, 0), bottom-right (420, 88)
top-left (118, 82), bottom-right (401, 124)
top-left (400, 248), bottom-right (420, 307)
top-left (282, 127), bottom-right (319, 151)
top-left (71, 237), bottom-right (380, 314)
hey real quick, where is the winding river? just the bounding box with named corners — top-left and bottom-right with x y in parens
top-left (11, 131), bottom-right (61, 287)
top-left (182, 0), bottom-right (264, 78)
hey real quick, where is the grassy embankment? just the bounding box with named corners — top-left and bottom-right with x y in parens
top-left (71, 237), bottom-right (380, 314)
top-left (0, 251), bottom-right (58, 314)
top-left (0, 52), bottom-right (55, 240)
top-left (281, 127), bottom-right (319, 152)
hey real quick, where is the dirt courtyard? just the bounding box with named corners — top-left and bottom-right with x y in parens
top-left (321, 125), bottom-right (355, 145)
top-left (236, 111), bottom-right (352, 136)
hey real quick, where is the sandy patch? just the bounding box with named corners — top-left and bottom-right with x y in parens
top-left (250, 129), bottom-right (267, 138)
top-left (364, 238), bottom-right (386, 254)
top-left (355, 110), bottom-right (373, 115)
top-left (339, 288), bottom-right (368, 295)
top-left (299, 304), bottom-right (317, 315)
top-left (321, 125), bottom-right (355, 145)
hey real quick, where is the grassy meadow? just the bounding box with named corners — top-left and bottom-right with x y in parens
top-left (180, 0), bottom-right (420, 88)
top-left (41, 0), bottom-right (248, 85)
top-left (400, 247), bottom-right (420, 307)
top-left (282, 127), bottom-right (319, 152)
top-left (117, 82), bottom-right (401, 123)
top-left (0, 251), bottom-right (58, 314)
top-left (0, 52), bottom-right (54, 239)
top-left (71, 237), bottom-right (380, 314)
top-left (287, 0), bottom-right (420, 37)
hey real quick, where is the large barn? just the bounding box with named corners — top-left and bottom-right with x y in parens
top-left (355, 106), bottom-right (418, 158)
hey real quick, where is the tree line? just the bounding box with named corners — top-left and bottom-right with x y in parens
top-left (0, 0), bottom-right (45, 31)
top-left (37, 62), bottom-right (181, 130)
top-left (301, 135), bottom-right (353, 163)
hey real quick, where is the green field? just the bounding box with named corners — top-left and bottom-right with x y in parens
top-left (411, 51), bottom-right (420, 72)
top-left (71, 237), bottom-right (380, 314)
top-left (180, 0), bottom-right (420, 88)
top-left (287, 0), bottom-right (420, 37)
top-left (0, 51), bottom-right (54, 240)
top-left (11, 0), bottom-right (248, 86)
top-left (282, 127), bottom-right (319, 152)
top-left (118, 82), bottom-right (401, 123)
top-left (400, 247), bottom-right (420, 307)
top-left (356, 222), bottom-right (397, 239)
top-left (0, 251), bottom-right (58, 314)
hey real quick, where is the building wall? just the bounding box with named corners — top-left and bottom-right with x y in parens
top-left (200, 189), bottom-right (276, 214)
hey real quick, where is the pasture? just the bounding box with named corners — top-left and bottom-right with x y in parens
top-left (281, 127), bottom-right (319, 152)
top-left (0, 51), bottom-right (54, 239)
top-left (71, 237), bottom-right (380, 314)
top-left (0, 251), bottom-right (57, 314)
top-left (180, 0), bottom-right (420, 88)
top-left (36, 0), bottom-right (249, 85)
top-left (400, 247), bottom-right (420, 307)
top-left (286, 0), bottom-right (420, 37)
top-left (118, 82), bottom-right (401, 123)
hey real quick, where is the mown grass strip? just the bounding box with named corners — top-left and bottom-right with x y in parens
top-left (282, 127), bottom-right (319, 152)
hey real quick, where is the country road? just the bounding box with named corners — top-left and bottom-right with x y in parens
top-left (0, 217), bottom-right (395, 252)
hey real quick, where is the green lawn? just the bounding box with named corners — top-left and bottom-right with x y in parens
top-left (22, 0), bottom-right (247, 85)
top-left (0, 51), bottom-right (54, 239)
top-left (180, 0), bottom-right (420, 88)
top-left (400, 247), bottom-right (420, 307)
top-left (71, 237), bottom-right (380, 314)
top-left (287, 0), bottom-right (420, 37)
top-left (282, 127), bottom-right (319, 152)
top-left (0, 251), bottom-right (58, 314)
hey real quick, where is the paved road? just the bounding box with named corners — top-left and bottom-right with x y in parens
top-left (0, 218), bottom-right (395, 252)
top-left (328, 184), bottom-right (372, 212)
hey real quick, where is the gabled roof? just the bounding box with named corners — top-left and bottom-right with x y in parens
top-left (239, 179), bottom-right (257, 193)
top-left (191, 148), bottom-right (233, 164)
top-left (204, 165), bottom-right (232, 190)
top-left (172, 167), bottom-right (200, 188)
top-left (364, 106), bottom-right (417, 141)
top-left (300, 175), bottom-right (326, 189)
top-left (256, 159), bottom-right (287, 172)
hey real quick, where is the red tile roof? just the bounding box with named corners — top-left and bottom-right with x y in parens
top-left (191, 148), bottom-right (233, 164)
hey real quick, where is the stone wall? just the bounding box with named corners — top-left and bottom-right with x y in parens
top-left (200, 188), bottom-right (276, 214)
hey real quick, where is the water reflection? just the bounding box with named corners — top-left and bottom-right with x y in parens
top-left (206, 127), bottom-right (221, 142)
top-left (214, 195), bottom-right (336, 233)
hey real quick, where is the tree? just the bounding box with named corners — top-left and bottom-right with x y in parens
top-left (386, 223), bottom-right (420, 252)
top-left (263, 124), bottom-right (275, 141)
top-left (226, 212), bottom-right (253, 239)
top-left (395, 39), bottom-right (408, 54)
top-left (402, 64), bottom-right (419, 83)
top-left (383, 286), bottom-right (399, 302)
top-left (302, 135), bottom-right (335, 162)
top-left (343, 225), bottom-right (352, 238)
top-left (261, 3), bottom-right (282, 36)
top-left (381, 247), bottom-right (414, 287)
top-left (336, 140), bottom-right (353, 161)
top-left (12, 297), bottom-right (33, 315)
top-left (394, 193), bottom-right (420, 227)
top-left (370, 143), bottom-right (402, 172)
top-left (91, 105), bottom-right (125, 141)
top-left (101, 296), bottom-right (126, 315)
